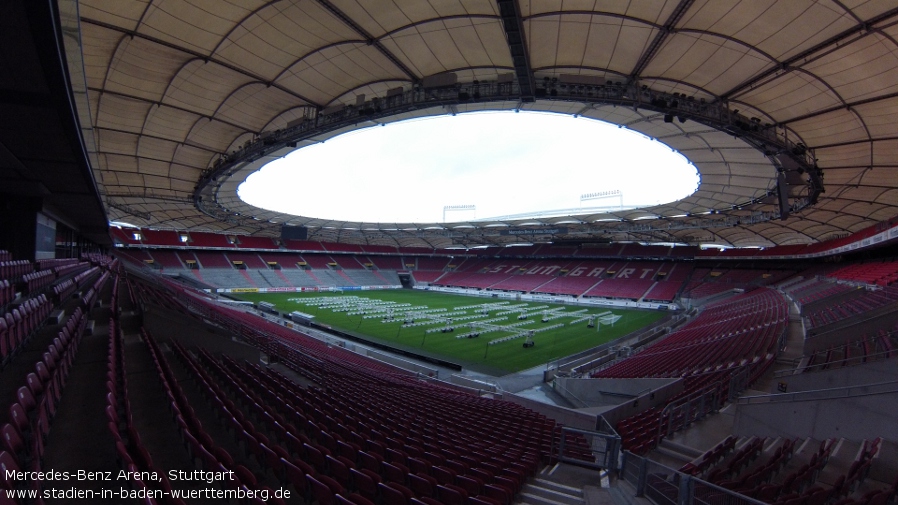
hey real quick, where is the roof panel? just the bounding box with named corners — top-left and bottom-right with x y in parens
top-left (643, 33), bottom-right (771, 95)
top-left (789, 108), bottom-right (869, 146)
top-left (78, 1), bottom-right (149, 30)
top-left (872, 138), bottom-right (898, 165)
top-left (216, 83), bottom-right (309, 132)
top-left (95, 94), bottom-right (154, 132)
top-left (141, 104), bottom-right (204, 144)
top-left (803, 33), bottom-right (898, 103)
top-left (136, 135), bottom-right (179, 161)
top-left (735, 71), bottom-right (842, 121)
top-left (74, 0), bottom-right (898, 247)
top-left (103, 37), bottom-right (193, 101)
top-left (139, 0), bottom-right (268, 55)
top-left (164, 60), bottom-right (256, 116)
top-left (682, 0), bottom-right (855, 62)
top-left (213, 8), bottom-right (355, 83)
top-left (852, 97), bottom-right (898, 139)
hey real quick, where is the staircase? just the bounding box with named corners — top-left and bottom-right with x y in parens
top-left (238, 269), bottom-right (257, 287)
top-left (337, 269), bottom-right (356, 285)
top-left (517, 478), bottom-right (586, 505)
top-left (514, 461), bottom-right (613, 505)
top-left (274, 269), bottom-right (293, 287)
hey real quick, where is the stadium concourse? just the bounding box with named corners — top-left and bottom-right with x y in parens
top-left (3, 1), bottom-right (898, 505)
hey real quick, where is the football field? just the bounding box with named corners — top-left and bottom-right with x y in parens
top-left (235, 289), bottom-right (666, 375)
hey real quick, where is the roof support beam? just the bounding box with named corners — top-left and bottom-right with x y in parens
top-left (496, 0), bottom-right (535, 102)
top-left (316, 0), bottom-right (418, 83)
top-left (629, 0), bottom-right (694, 80)
top-left (778, 90), bottom-right (898, 127)
top-left (79, 17), bottom-right (321, 108)
top-left (722, 6), bottom-right (898, 100)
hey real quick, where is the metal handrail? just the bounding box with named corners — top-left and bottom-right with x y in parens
top-left (738, 379), bottom-right (898, 405)
top-left (777, 345), bottom-right (897, 378)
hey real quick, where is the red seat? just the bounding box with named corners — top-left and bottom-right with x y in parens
top-left (387, 448), bottom-right (409, 466)
top-left (350, 467), bottom-right (381, 502)
top-left (15, 387), bottom-right (35, 415)
top-left (410, 498), bottom-right (443, 505)
top-left (327, 454), bottom-right (352, 489)
top-left (337, 439), bottom-right (360, 463)
top-left (446, 459), bottom-right (469, 476)
top-left (408, 457), bottom-right (432, 475)
top-left (305, 442), bottom-right (328, 471)
top-left (483, 484), bottom-right (511, 505)
top-left (433, 465), bottom-right (457, 485)
top-left (319, 430), bottom-right (338, 454)
top-left (234, 465), bottom-right (257, 488)
top-left (7, 404), bottom-right (29, 442)
top-left (306, 475), bottom-right (342, 505)
top-left (383, 461), bottom-right (409, 485)
top-left (282, 457), bottom-right (312, 499)
top-left (0, 451), bottom-right (21, 489)
top-left (867, 491), bottom-right (891, 505)
top-left (0, 423), bottom-right (25, 467)
top-left (379, 482), bottom-right (411, 505)
top-left (337, 493), bottom-right (376, 505)
top-left (284, 431), bottom-right (307, 456)
top-left (424, 452), bottom-right (446, 466)
top-left (408, 472), bottom-right (436, 497)
top-left (470, 496), bottom-right (503, 505)
top-left (0, 319), bottom-right (10, 361)
top-left (212, 447), bottom-right (235, 468)
top-left (457, 475), bottom-right (483, 496)
top-left (469, 467), bottom-right (494, 484)
top-left (437, 484), bottom-right (468, 505)
top-left (359, 450), bottom-right (383, 474)
top-left (494, 475), bottom-right (520, 494)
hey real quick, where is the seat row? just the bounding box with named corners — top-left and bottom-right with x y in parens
top-left (35, 259), bottom-right (79, 271)
top-left (128, 277), bottom-right (587, 503)
top-left (140, 328), bottom-right (286, 505)
top-left (0, 305), bottom-right (88, 500)
top-left (106, 297), bottom-right (194, 505)
top-left (1, 295), bottom-right (53, 366)
top-left (181, 341), bottom-right (523, 505)
top-left (805, 287), bottom-right (898, 329)
top-left (0, 279), bottom-right (14, 310)
top-left (678, 436), bottom-right (898, 505)
top-left (603, 290), bottom-right (788, 453)
top-left (51, 261), bottom-right (90, 280)
top-left (21, 271), bottom-right (53, 295)
top-left (0, 261), bottom-right (32, 281)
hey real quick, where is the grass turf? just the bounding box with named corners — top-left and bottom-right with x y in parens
top-left (235, 289), bottom-right (666, 375)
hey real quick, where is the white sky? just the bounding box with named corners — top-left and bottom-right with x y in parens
top-left (238, 111), bottom-right (700, 223)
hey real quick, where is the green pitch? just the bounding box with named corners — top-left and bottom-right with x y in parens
top-left (235, 290), bottom-right (666, 375)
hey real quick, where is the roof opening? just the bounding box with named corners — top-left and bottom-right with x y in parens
top-left (238, 111), bottom-right (699, 223)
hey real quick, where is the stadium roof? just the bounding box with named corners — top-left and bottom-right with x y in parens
top-left (76, 0), bottom-right (898, 249)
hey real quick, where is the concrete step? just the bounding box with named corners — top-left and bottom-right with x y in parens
top-left (659, 437), bottom-right (703, 459)
top-left (518, 481), bottom-right (585, 505)
top-left (532, 478), bottom-right (585, 498)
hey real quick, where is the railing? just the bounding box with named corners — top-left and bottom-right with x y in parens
top-left (658, 382), bottom-right (724, 440)
top-left (555, 426), bottom-right (621, 471)
top-left (693, 477), bottom-right (770, 505)
top-left (551, 381), bottom-right (592, 409)
top-left (728, 365), bottom-right (753, 402)
top-left (737, 379), bottom-right (898, 405)
top-left (622, 452), bottom-right (770, 505)
top-left (776, 344), bottom-right (897, 378)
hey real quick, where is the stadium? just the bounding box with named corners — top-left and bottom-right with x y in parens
top-left (1, 1), bottom-right (898, 504)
